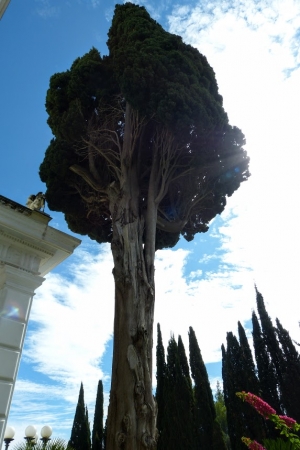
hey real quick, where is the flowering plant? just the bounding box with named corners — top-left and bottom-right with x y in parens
top-left (236, 392), bottom-right (300, 450)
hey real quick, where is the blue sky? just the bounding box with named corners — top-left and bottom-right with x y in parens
top-left (1, 0), bottom-right (300, 445)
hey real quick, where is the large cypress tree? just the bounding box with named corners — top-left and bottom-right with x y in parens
top-left (275, 318), bottom-right (300, 421)
top-left (69, 383), bottom-right (91, 450)
top-left (159, 336), bottom-right (196, 450)
top-left (252, 311), bottom-right (282, 414)
top-left (189, 326), bottom-right (215, 448)
top-left (255, 288), bottom-right (285, 407)
top-left (178, 335), bottom-right (191, 381)
top-left (156, 323), bottom-right (166, 442)
top-left (92, 380), bottom-right (104, 450)
top-left (188, 326), bottom-right (226, 449)
top-left (222, 331), bottom-right (267, 450)
top-left (254, 290), bottom-right (300, 420)
top-left (237, 321), bottom-right (260, 394)
top-left (39, 3), bottom-right (249, 446)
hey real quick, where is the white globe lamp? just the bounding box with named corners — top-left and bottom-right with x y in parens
top-left (41, 425), bottom-right (53, 445)
top-left (4, 426), bottom-right (15, 450)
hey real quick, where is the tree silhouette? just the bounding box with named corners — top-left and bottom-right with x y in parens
top-left (40, 4), bottom-right (249, 447)
top-left (92, 380), bottom-right (104, 450)
top-left (68, 383), bottom-right (91, 450)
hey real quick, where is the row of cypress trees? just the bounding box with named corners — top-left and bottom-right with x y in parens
top-left (69, 326), bottom-right (229, 450)
top-left (69, 328), bottom-right (230, 450)
top-left (69, 289), bottom-right (299, 450)
top-left (68, 380), bottom-right (104, 450)
top-left (156, 324), bottom-right (227, 450)
top-left (222, 288), bottom-right (300, 449)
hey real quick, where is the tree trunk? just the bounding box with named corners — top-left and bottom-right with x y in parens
top-left (106, 104), bottom-right (157, 450)
top-left (106, 205), bottom-right (157, 449)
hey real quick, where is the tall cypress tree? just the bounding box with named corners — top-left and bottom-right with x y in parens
top-left (159, 335), bottom-right (196, 450)
top-left (255, 288), bottom-right (285, 410)
top-left (176, 335), bottom-right (196, 448)
top-left (222, 331), bottom-right (267, 450)
top-left (178, 335), bottom-right (191, 381)
top-left (237, 321), bottom-right (260, 394)
top-left (254, 289), bottom-right (300, 420)
top-left (69, 383), bottom-right (91, 450)
top-left (156, 323), bottom-right (166, 442)
top-left (252, 311), bottom-right (281, 414)
top-left (92, 380), bottom-right (104, 450)
top-left (222, 333), bottom-right (250, 450)
top-left (275, 318), bottom-right (300, 421)
top-left (189, 326), bottom-right (226, 449)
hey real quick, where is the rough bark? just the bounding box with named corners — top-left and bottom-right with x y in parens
top-left (106, 104), bottom-right (157, 450)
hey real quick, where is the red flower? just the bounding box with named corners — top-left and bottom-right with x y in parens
top-left (278, 415), bottom-right (297, 428)
top-left (243, 392), bottom-right (276, 418)
top-left (248, 441), bottom-right (266, 450)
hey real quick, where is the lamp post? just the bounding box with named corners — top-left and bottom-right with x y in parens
top-left (4, 426), bottom-right (15, 450)
top-left (40, 426), bottom-right (52, 447)
top-left (3, 425), bottom-right (53, 448)
top-left (24, 425), bottom-right (37, 447)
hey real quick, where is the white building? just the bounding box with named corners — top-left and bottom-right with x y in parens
top-left (0, 195), bottom-right (81, 447)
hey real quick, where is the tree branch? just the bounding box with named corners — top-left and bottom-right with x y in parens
top-left (69, 164), bottom-right (107, 193)
top-left (156, 216), bottom-right (187, 233)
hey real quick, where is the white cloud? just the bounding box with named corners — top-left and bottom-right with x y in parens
top-left (90, 0), bottom-right (100, 8)
top-left (35, 0), bottom-right (60, 18)
top-left (25, 243), bottom-right (114, 391)
top-left (168, 0), bottom-right (300, 74)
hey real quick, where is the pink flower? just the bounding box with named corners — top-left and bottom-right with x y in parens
top-left (248, 441), bottom-right (266, 450)
top-left (243, 392), bottom-right (276, 418)
top-left (278, 415), bottom-right (297, 428)
top-left (241, 437), bottom-right (266, 450)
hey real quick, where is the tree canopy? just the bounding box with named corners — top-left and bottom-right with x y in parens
top-left (40, 2), bottom-right (249, 250)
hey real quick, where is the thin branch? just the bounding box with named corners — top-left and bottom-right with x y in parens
top-left (70, 183), bottom-right (108, 204)
top-left (69, 164), bottom-right (107, 193)
top-left (82, 139), bottom-right (122, 180)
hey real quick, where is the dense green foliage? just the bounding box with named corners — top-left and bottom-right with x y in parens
top-left (222, 329), bottom-right (267, 450)
top-left (68, 383), bottom-right (91, 450)
top-left (188, 326), bottom-right (223, 449)
top-left (158, 335), bottom-right (196, 449)
top-left (156, 323), bottom-right (166, 438)
top-left (215, 381), bottom-right (231, 449)
top-left (40, 2), bottom-right (249, 249)
top-left (255, 288), bottom-right (285, 411)
top-left (254, 290), bottom-right (300, 422)
top-left (275, 318), bottom-right (300, 422)
top-left (252, 309), bottom-right (281, 417)
top-left (107, 3), bottom-right (225, 132)
top-left (92, 380), bottom-right (104, 450)
top-left (156, 326), bottom-right (226, 449)
top-left (223, 289), bottom-right (300, 448)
